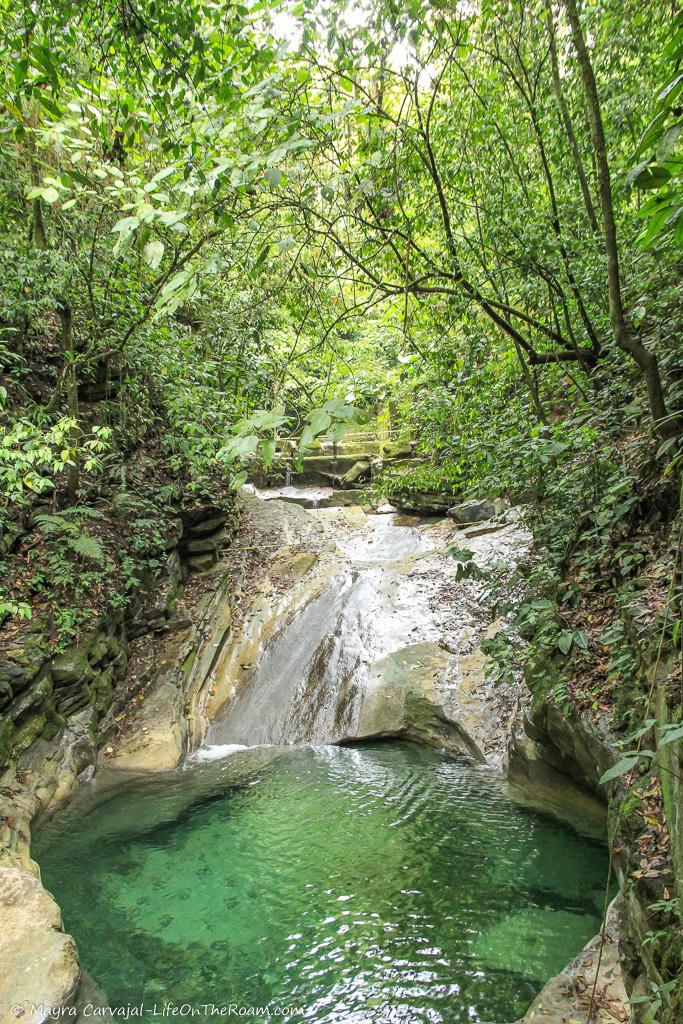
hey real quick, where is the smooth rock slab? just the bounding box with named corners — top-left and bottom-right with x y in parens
top-left (0, 866), bottom-right (79, 1024)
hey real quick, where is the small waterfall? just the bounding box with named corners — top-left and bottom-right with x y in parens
top-left (204, 511), bottom-right (442, 751)
top-left (284, 462), bottom-right (292, 486)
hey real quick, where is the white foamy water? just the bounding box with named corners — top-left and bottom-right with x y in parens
top-left (189, 743), bottom-right (252, 763)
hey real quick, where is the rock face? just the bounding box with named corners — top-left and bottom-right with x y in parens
top-left (0, 867), bottom-right (80, 1024)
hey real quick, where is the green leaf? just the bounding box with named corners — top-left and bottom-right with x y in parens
top-left (599, 755), bottom-right (642, 784)
top-left (659, 723), bottom-right (683, 746)
top-left (249, 406), bottom-right (287, 430)
top-left (68, 533), bottom-right (105, 564)
top-left (264, 167), bottom-right (283, 186)
top-left (112, 215), bottom-right (140, 234)
top-left (230, 471), bottom-right (248, 491)
top-left (227, 434), bottom-right (259, 457)
top-left (656, 122), bottom-right (683, 162)
top-left (557, 631), bottom-right (574, 655)
top-left (447, 545), bottom-right (476, 562)
top-left (162, 270), bottom-right (192, 295)
top-left (41, 186), bottom-right (60, 204)
top-left (261, 438), bottom-right (276, 468)
top-left (252, 243), bottom-right (270, 273)
top-left (322, 398), bottom-right (355, 420)
top-left (308, 409), bottom-right (332, 435)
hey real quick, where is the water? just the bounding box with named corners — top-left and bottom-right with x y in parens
top-left (35, 743), bottom-right (607, 1023)
top-left (205, 514), bottom-right (451, 748)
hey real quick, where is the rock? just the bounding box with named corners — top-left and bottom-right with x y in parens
top-left (5, 675), bottom-right (52, 723)
top-left (86, 636), bottom-right (108, 666)
top-left (318, 489), bottom-right (368, 509)
top-left (51, 649), bottom-right (90, 686)
top-left (393, 490), bottom-right (456, 515)
top-left (522, 896), bottom-right (630, 1023)
top-left (463, 522), bottom-right (507, 539)
top-left (341, 459), bottom-right (371, 486)
top-left (0, 662), bottom-right (30, 699)
top-left (186, 536), bottom-right (219, 554)
top-left (0, 866), bottom-right (80, 1024)
top-left (447, 499), bottom-right (496, 525)
top-left (352, 643), bottom-right (485, 761)
top-left (187, 553), bottom-right (216, 572)
top-left (188, 514), bottom-right (226, 536)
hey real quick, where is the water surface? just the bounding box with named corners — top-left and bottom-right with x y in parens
top-left (36, 743), bottom-right (606, 1023)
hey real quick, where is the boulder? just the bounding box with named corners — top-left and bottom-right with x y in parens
top-left (51, 649), bottom-right (90, 686)
top-left (187, 553), bottom-right (216, 572)
top-left (392, 491), bottom-right (456, 515)
top-left (341, 459), bottom-right (371, 486)
top-left (187, 513), bottom-right (226, 536)
top-left (0, 867), bottom-right (80, 1024)
top-left (5, 675), bottom-right (52, 723)
top-left (447, 499), bottom-right (496, 525)
top-left (186, 536), bottom-right (219, 555)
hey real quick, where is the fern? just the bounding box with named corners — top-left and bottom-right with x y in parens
top-left (34, 512), bottom-right (70, 536)
top-left (35, 510), bottom-right (106, 563)
top-left (67, 533), bottom-right (105, 564)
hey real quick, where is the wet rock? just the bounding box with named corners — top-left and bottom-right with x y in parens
top-left (74, 970), bottom-right (110, 1019)
top-left (448, 499), bottom-right (496, 525)
top-left (318, 489), bottom-right (368, 509)
top-left (352, 643), bottom-right (486, 761)
top-left (0, 866), bottom-right (80, 1024)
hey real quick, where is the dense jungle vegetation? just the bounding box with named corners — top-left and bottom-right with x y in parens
top-left (1, 0), bottom-right (683, 1016)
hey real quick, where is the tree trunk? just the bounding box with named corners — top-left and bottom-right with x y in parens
top-left (546, 3), bottom-right (600, 234)
top-left (563, 0), bottom-right (677, 436)
top-left (58, 300), bottom-right (80, 504)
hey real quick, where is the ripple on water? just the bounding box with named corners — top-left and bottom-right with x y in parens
top-left (35, 743), bottom-right (607, 1023)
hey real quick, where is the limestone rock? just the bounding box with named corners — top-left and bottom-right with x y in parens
top-left (0, 867), bottom-right (80, 1024)
top-left (393, 490), bottom-right (456, 515)
top-left (352, 643), bottom-right (485, 760)
top-left (188, 513), bottom-right (226, 536)
top-left (318, 489), bottom-right (368, 509)
top-left (51, 650), bottom-right (90, 686)
top-left (187, 553), bottom-right (216, 572)
top-left (522, 896), bottom-right (631, 1023)
top-left (447, 499), bottom-right (496, 525)
top-left (186, 536), bottom-right (220, 554)
top-left (341, 459), bottom-right (371, 486)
